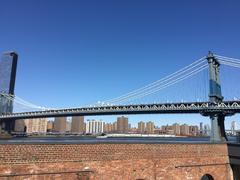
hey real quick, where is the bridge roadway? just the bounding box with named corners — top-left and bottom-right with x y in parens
top-left (1, 101), bottom-right (240, 120)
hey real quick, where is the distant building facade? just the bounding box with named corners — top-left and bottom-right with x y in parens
top-left (117, 116), bottom-right (128, 133)
top-left (47, 121), bottom-right (54, 132)
top-left (189, 125), bottom-right (198, 136)
top-left (172, 123), bottom-right (180, 135)
top-left (71, 116), bottom-right (85, 134)
top-left (86, 120), bottom-right (104, 134)
top-left (138, 121), bottom-right (145, 133)
top-left (146, 121), bottom-right (154, 134)
top-left (104, 123), bottom-right (113, 133)
top-left (14, 118), bottom-right (47, 134)
top-left (180, 124), bottom-right (189, 136)
top-left (53, 117), bottom-right (67, 133)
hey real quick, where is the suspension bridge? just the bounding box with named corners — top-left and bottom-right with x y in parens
top-left (0, 51), bottom-right (240, 142)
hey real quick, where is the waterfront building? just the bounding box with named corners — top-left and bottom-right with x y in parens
top-left (161, 125), bottom-right (174, 135)
top-left (71, 116), bottom-right (85, 134)
top-left (180, 124), bottom-right (189, 136)
top-left (189, 125), bottom-right (198, 136)
top-left (86, 119), bottom-right (104, 134)
top-left (138, 121), bottom-right (145, 133)
top-left (146, 121), bottom-right (154, 134)
top-left (53, 117), bottom-right (67, 133)
top-left (66, 121), bottom-right (71, 132)
top-left (47, 121), bottom-right (54, 132)
top-left (14, 118), bottom-right (47, 134)
top-left (14, 119), bottom-right (26, 132)
top-left (113, 121), bottom-right (118, 132)
top-left (104, 123), bottom-right (113, 133)
top-left (172, 123), bottom-right (180, 135)
top-left (117, 116), bottom-right (128, 133)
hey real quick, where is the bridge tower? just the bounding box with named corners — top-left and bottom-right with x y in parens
top-left (206, 51), bottom-right (226, 142)
top-left (0, 52), bottom-right (18, 135)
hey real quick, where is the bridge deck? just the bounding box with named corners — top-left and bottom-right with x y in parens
top-left (1, 101), bottom-right (240, 120)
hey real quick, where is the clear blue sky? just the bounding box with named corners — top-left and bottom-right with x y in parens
top-left (1, 0), bottom-right (240, 128)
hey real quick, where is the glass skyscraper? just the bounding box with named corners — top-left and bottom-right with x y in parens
top-left (0, 52), bottom-right (18, 115)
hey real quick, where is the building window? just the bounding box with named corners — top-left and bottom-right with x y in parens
top-left (201, 174), bottom-right (214, 180)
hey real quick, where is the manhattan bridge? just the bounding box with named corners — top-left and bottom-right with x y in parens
top-left (0, 51), bottom-right (240, 142)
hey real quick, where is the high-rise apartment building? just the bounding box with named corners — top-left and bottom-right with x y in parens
top-left (146, 121), bottom-right (154, 134)
top-left (117, 116), bottom-right (128, 133)
top-left (14, 118), bottom-right (47, 134)
top-left (104, 123), bottom-right (113, 133)
top-left (14, 119), bottom-right (26, 132)
top-left (66, 121), bottom-right (71, 132)
top-left (86, 120), bottom-right (104, 134)
top-left (47, 121), bottom-right (54, 132)
top-left (113, 121), bottom-right (117, 132)
top-left (138, 121), bottom-right (145, 133)
top-left (189, 126), bottom-right (198, 136)
top-left (180, 124), bottom-right (189, 136)
top-left (53, 117), bottom-right (67, 133)
top-left (71, 116), bottom-right (85, 134)
top-left (172, 123), bottom-right (180, 135)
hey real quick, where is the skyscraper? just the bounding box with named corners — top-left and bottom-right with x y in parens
top-left (0, 52), bottom-right (18, 133)
top-left (117, 116), bottom-right (128, 133)
top-left (53, 117), bottom-right (67, 133)
top-left (71, 116), bottom-right (85, 134)
top-left (0, 52), bottom-right (18, 93)
top-left (138, 121), bottom-right (145, 133)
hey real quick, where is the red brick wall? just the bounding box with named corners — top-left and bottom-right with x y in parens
top-left (0, 143), bottom-right (233, 179)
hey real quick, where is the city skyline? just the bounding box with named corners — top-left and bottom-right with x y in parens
top-left (1, 0), bottom-right (240, 129)
top-left (15, 115), bottom-right (213, 137)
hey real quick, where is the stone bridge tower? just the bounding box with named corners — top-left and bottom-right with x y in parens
top-left (206, 51), bottom-right (226, 142)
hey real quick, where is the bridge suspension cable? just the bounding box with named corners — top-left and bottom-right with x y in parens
top-left (215, 54), bottom-right (240, 68)
top-left (103, 56), bottom-right (208, 104)
top-left (1, 93), bottom-right (52, 111)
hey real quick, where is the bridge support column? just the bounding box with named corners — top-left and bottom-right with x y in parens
top-left (210, 114), bottom-right (227, 142)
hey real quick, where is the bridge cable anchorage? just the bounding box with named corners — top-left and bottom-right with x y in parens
top-left (102, 57), bottom-right (207, 104)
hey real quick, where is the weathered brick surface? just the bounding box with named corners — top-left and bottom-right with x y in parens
top-left (0, 143), bottom-right (233, 179)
